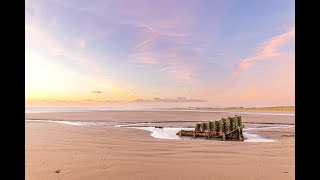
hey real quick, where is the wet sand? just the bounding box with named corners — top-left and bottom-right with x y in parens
top-left (26, 110), bottom-right (294, 180)
top-left (25, 110), bottom-right (294, 124)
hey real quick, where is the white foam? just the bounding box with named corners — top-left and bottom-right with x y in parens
top-left (243, 132), bottom-right (275, 142)
top-left (130, 127), bottom-right (195, 140)
top-left (126, 126), bottom-right (277, 142)
top-left (127, 124), bottom-right (295, 142)
top-left (244, 124), bottom-right (295, 131)
top-left (242, 124), bottom-right (294, 142)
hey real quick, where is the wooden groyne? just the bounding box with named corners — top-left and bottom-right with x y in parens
top-left (176, 115), bottom-right (244, 141)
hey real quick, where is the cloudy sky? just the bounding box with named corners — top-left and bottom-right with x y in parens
top-left (25, 0), bottom-right (295, 107)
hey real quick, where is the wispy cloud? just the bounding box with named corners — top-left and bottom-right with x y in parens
top-left (128, 52), bottom-right (160, 65)
top-left (128, 24), bottom-right (202, 84)
top-left (91, 90), bottom-right (102, 93)
top-left (122, 2), bottom-right (203, 85)
top-left (133, 38), bottom-right (155, 50)
top-left (133, 22), bottom-right (190, 38)
top-left (132, 97), bottom-right (207, 103)
top-left (160, 66), bottom-right (195, 84)
top-left (226, 27), bottom-right (295, 85)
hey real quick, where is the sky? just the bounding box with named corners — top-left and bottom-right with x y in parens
top-left (25, 0), bottom-right (295, 107)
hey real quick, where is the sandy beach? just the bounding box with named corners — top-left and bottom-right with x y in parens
top-left (26, 110), bottom-right (294, 180)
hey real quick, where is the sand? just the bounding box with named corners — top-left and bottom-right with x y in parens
top-left (25, 110), bottom-right (294, 124)
top-left (26, 110), bottom-right (294, 180)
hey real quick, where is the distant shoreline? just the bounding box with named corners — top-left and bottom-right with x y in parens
top-left (174, 106), bottom-right (295, 112)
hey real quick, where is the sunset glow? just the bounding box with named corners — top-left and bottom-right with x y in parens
top-left (26, 0), bottom-right (295, 107)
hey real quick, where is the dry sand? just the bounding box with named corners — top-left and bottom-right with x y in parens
top-left (26, 110), bottom-right (294, 180)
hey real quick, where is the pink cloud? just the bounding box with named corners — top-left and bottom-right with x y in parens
top-left (133, 38), bottom-right (155, 50)
top-left (160, 66), bottom-right (195, 84)
top-left (135, 22), bottom-right (190, 38)
top-left (257, 27), bottom-right (295, 55)
top-left (226, 27), bottom-right (295, 84)
top-left (128, 52), bottom-right (160, 65)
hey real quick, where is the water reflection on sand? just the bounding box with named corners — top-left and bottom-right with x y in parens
top-left (26, 119), bottom-right (294, 142)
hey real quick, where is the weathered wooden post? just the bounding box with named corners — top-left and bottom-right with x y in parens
top-left (196, 123), bottom-right (200, 132)
top-left (222, 118), bottom-right (226, 132)
top-left (200, 123), bottom-right (204, 131)
top-left (219, 118), bottom-right (224, 137)
top-left (215, 121), bottom-right (219, 136)
top-left (226, 117), bottom-right (231, 134)
top-left (230, 117), bottom-right (234, 131)
top-left (209, 121), bottom-right (213, 131)
top-left (212, 121), bottom-right (216, 135)
top-left (234, 115), bottom-right (244, 141)
top-left (231, 117), bottom-right (237, 139)
top-left (209, 121), bottom-right (214, 138)
top-left (204, 122), bottom-right (210, 132)
top-left (238, 116), bottom-right (242, 127)
top-left (234, 116), bottom-right (238, 128)
top-left (222, 118), bottom-right (227, 140)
